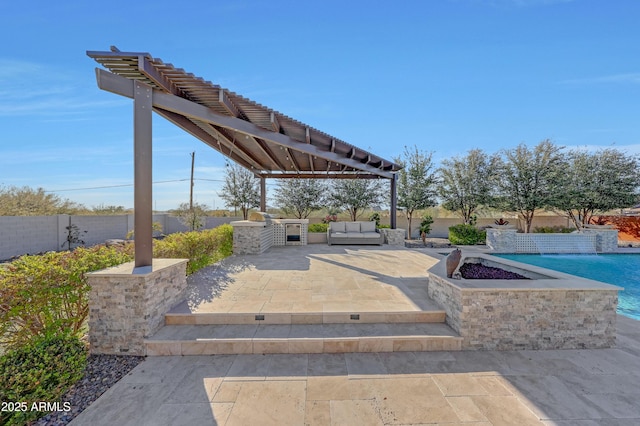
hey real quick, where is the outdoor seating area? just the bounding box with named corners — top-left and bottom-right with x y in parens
top-left (326, 221), bottom-right (384, 245)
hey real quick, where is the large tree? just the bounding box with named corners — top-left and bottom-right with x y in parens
top-left (548, 148), bottom-right (640, 229)
top-left (327, 179), bottom-right (386, 221)
top-left (496, 140), bottom-right (564, 233)
top-left (273, 179), bottom-right (326, 219)
top-left (395, 146), bottom-right (438, 238)
top-left (0, 185), bottom-right (86, 216)
top-left (437, 149), bottom-right (499, 224)
top-left (218, 164), bottom-right (260, 220)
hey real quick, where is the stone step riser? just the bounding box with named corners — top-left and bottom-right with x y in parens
top-left (144, 336), bottom-right (462, 356)
top-left (165, 311), bottom-right (446, 326)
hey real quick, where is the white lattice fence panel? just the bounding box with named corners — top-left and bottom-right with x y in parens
top-left (300, 223), bottom-right (308, 245)
top-left (515, 233), bottom-right (597, 254)
top-left (272, 223), bottom-right (286, 246)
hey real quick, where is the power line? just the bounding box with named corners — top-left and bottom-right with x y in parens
top-left (45, 179), bottom-right (190, 192)
top-left (44, 177), bottom-right (275, 192)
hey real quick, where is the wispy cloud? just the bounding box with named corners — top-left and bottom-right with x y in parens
top-left (559, 73), bottom-right (640, 86)
top-left (0, 58), bottom-right (125, 118)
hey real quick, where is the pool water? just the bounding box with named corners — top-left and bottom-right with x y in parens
top-left (494, 254), bottom-right (640, 320)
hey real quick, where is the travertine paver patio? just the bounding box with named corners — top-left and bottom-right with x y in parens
top-left (73, 244), bottom-right (640, 424)
top-left (71, 315), bottom-right (640, 425)
top-left (152, 245), bottom-right (456, 355)
top-left (169, 244), bottom-right (445, 316)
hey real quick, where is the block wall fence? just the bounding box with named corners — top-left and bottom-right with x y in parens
top-left (0, 214), bottom-right (239, 261)
top-left (0, 213), bottom-right (631, 260)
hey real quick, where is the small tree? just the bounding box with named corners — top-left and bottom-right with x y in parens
top-left (495, 140), bottom-right (564, 233)
top-left (419, 214), bottom-right (434, 245)
top-left (438, 149), bottom-right (499, 224)
top-left (171, 202), bottom-right (209, 231)
top-left (273, 179), bottom-right (326, 219)
top-left (327, 179), bottom-right (386, 221)
top-left (549, 148), bottom-right (640, 229)
top-left (218, 164), bottom-right (260, 220)
top-left (395, 146), bottom-right (438, 238)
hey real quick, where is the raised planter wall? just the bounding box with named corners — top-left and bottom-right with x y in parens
top-left (427, 255), bottom-right (620, 350)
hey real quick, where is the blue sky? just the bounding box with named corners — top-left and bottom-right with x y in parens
top-left (1, 0), bottom-right (639, 211)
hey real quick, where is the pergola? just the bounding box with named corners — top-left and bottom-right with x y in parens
top-left (87, 47), bottom-right (403, 268)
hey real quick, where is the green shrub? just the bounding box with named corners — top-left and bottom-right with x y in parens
top-left (419, 214), bottom-right (434, 235)
top-left (153, 224), bottom-right (233, 275)
top-left (378, 224), bottom-right (391, 229)
top-left (533, 226), bottom-right (575, 233)
top-left (0, 225), bottom-right (234, 349)
top-left (448, 224), bottom-right (486, 245)
top-left (308, 223), bottom-right (328, 233)
top-left (0, 245), bottom-right (134, 348)
top-left (0, 333), bottom-right (87, 425)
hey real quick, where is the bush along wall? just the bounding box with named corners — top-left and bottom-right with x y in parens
top-left (0, 333), bottom-right (87, 425)
top-left (448, 224), bottom-right (487, 245)
top-left (0, 224), bottom-right (235, 423)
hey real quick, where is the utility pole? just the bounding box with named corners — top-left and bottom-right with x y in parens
top-left (189, 151), bottom-right (195, 211)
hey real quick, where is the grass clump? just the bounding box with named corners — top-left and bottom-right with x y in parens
top-left (0, 333), bottom-right (87, 425)
top-left (448, 224), bottom-right (486, 245)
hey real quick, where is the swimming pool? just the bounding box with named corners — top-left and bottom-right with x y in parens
top-left (494, 254), bottom-right (640, 320)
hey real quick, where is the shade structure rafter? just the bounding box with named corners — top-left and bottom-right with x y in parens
top-left (87, 47), bottom-right (402, 267)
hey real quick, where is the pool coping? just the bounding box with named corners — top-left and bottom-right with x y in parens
top-left (427, 252), bottom-right (624, 292)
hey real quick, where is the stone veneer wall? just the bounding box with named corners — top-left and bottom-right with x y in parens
top-left (427, 273), bottom-right (618, 350)
top-left (231, 222), bottom-right (273, 254)
top-left (88, 258), bottom-right (188, 355)
top-left (380, 228), bottom-right (406, 246)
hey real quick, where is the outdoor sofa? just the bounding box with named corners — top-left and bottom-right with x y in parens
top-left (327, 221), bottom-right (384, 245)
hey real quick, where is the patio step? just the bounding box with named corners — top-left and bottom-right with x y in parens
top-left (164, 310), bottom-right (446, 326)
top-left (144, 323), bottom-right (462, 355)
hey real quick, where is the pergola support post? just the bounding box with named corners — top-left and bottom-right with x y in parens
top-left (133, 81), bottom-right (153, 268)
top-left (390, 173), bottom-right (398, 229)
top-left (260, 176), bottom-right (266, 212)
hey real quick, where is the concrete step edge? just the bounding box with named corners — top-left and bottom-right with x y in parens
top-left (164, 311), bottom-right (446, 325)
top-left (144, 334), bottom-right (463, 355)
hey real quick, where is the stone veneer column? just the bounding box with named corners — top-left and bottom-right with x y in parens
top-left (485, 228), bottom-right (517, 252)
top-left (380, 228), bottom-right (406, 246)
top-left (87, 258), bottom-right (188, 355)
top-left (583, 228), bottom-right (618, 253)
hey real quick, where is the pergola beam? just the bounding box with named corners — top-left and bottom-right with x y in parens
top-left (218, 89), bottom-right (241, 117)
top-left (258, 173), bottom-right (384, 179)
top-left (252, 137), bottom-right (288, 171)
top-left (285, 147), bottom-right (301, 172)
top-left (95, 68), bottom-right (394, 179)
top-left (270, 112), bottom-right (280, 133)
top-left (153, 108), bottom-right (263, 171)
